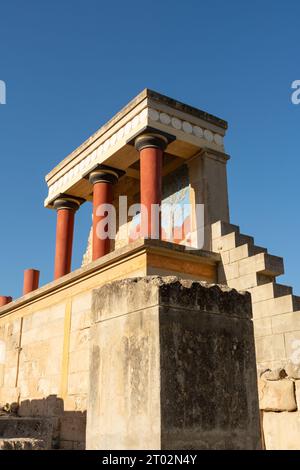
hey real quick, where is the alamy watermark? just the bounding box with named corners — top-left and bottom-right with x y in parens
top-left (94, 196), bottom-right (205, 250)
top-left (291, 80), bottom-right (300, 104)
top-left (0, 80), bottom-right (6, 105)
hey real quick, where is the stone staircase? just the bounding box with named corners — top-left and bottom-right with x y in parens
top-left (212, 221), bottom-right (300, 371)
top-left (0, 416), bottom-right (59, 450)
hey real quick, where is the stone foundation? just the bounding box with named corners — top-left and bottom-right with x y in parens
top-left (87, 276), bottom-right (261, 450)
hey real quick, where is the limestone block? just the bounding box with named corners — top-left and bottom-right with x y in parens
top-left (238, 253), bottom-right (283, 278)
top-left (68, 371), bottom-right (89, 395)
top-left (253, 318), bottom-right (272, 337)
top-left (285, 332), bottom-right (300, 366)
top-left (260, 368), bottom-right (287, 381)
top-left (258, 360), bottom-right (286, 373)
top-left (258, 378), bottom-right (296, 411)
top-left (263, 411), bottom-right (300, 450)
top-left (249, 283), bottom-right (292, 303)
top-left (226, 273), bottom-right (259, 291)
top-left (229, 244), bottom-right (251, 263)
top-left (71, 292), bottom-right (92, 332)
top-left (68, 349), bottom-right (89, 374)
top-left (3, 366), bottom-right (17, 389)
top-left (212, 233), bottom-right (237, 252)
top-left (255, 334), bottom-right (286, 363)
top-left (0, 386), bottom-right (20, 406)
top-left (252, 296), bottom-right (297, 320)
top-left (220, 251), bottom-right (230, 265)
top-left (60, 413), bottom-right (86, 443)
top-left (64, 394), bottom-right (87, 412)
top-left (211, 221), bottom-right (239, 240)
top-left (286, 363), bottom-right (300, 379)
top-left (69, 329), bottom-right (89, 353)
top-left (222, 262), bottom-right (239, 281)
top-left (5, 333), bottom-right (19, 352)
top-left (272, 311), bottom-right (300, 334)
top-left (72, 292), bottom-right (92, 316)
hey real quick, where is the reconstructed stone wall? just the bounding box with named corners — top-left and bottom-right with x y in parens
top-left (0, 241), bottom-right (219, 449)
top-left (87, 276), bottom-right (261, 450)
top-left (0, 291), bottom-right (91, 449)
top-left (212, 220), bottom-right (300, 449)
top-left (259, 366), bottom-right (300, 449)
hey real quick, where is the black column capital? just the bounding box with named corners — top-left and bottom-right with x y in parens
top-left (84, 164), bottom-right (125, 186)
top-left (53, 194), bottom-right (85, 211)
top-left (134, 133), bottom-right (169, 152)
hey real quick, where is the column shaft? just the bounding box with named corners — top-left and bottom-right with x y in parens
top-left (23, 269), bottom-right (40, 295)
top-left (0, 296), bottom-right (12, 307)
top-left (140, 146), bottom-right (163, 238)
top-left (54, 208), bottom-right (75, 279)
top-left (135, 134), bottom-right (167, 239)
top-left (92, 181), bottom-right (113, 260)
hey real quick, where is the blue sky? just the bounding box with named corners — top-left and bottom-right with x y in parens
top-left (0, 0), bottom-right (299, 298)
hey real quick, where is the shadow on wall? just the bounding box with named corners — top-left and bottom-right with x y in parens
top-left (1, 395), bottom-right (86, 450)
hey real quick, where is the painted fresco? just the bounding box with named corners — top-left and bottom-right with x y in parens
top-left (129, 165), bottom-right (191, 246)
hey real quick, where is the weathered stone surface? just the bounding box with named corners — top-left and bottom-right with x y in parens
top-left (295, 380), bottom-right (300, 409)
top-left (286, 363), bottom-right (300, 379)
top-left (258, 378), bottom-right (297, 411)
top-left (60, 413), bottom-right (86, 444)
top-left (0, 416), bottom-right (56, 449)
top-left (255, 334), bottom-right (286, 363)
top-left (0, 437), bottom-right (46, 450)
top-left (263, 411), bottom-right (300, 450)
top-left (260, 368), bottom-right (287, 381)
top-left (92, 276), bottom-right (252, 323)
top-left (87, 276), bottom-right (260, 450)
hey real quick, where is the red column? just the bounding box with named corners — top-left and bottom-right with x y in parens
top-left (53, 197), bottom-right (81, 280)
top-left (135, 135), bottom-right (167, 238)
top-left (0, 296), bottom-right (12, 307)
top-left (89, 170), bottom-right (118, 261)
top-left (23, 269), bottom-right (40, 295)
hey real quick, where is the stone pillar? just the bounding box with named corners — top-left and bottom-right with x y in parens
top-left (88, 168), bottom-right (121, 261)
top-left (135, 134), bottom-right (167, 239)
top-left (23, 269), bottom-right (40, 295)
top-left (54, 196), bottom-right (81, 280)
top-left (0, 296), bottom-right (12, 307)
top-left (87, 276), bottom-right (261, 450)
top-left (188, 150), bottom-right (230, 250)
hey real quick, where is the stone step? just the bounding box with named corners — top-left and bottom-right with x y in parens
top-left (221, 252), bottom-right (284, 283)
top-left (0, 416), bottom-right (56, 449)
top-left (226, 273), bottom-right (274, 291)
top-left (211, 221), bottom-right (240, 239)
top-left (238, 253), bottom-right (284, 278)
top-left (213, 232), bottom-right (255, 252)
top-left (252, 294), bottom-right (300, 319)
top-left (0, 437), bottom-right (46, 450)
top-left (229, 244), bottom-right (268, 263)
top-left (249, 283), bottom-right (293, 303)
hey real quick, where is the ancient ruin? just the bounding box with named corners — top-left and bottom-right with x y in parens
top-left (0, 89), bottom-right (298, 449)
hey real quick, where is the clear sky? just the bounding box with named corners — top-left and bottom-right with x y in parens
top-left (0, 0), bottom-right (299, 298)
